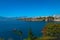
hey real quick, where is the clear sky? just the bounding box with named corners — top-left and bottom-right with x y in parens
top-left (0, 0), bottom-right (60, 17)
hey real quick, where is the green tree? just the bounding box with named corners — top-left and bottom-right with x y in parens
top-left (27, 28), bottom-right (33, 40)
top-left (24, 28), bottom-right (38, 40)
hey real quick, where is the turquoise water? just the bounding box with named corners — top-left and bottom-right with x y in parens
top-left (0, 20), bottom-right (47, 40)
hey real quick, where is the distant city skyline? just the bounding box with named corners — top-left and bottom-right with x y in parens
top-left (0, 0), bottom-right (60, 17)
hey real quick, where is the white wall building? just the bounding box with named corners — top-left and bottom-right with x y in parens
top-left (53, 15), bottom-right (60, 21)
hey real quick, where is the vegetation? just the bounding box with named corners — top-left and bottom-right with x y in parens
top-left (24, 22), bottom-right (60, 40)
top-left (42, 22), bottom-right (60, 40)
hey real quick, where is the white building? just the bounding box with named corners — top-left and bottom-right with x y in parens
top-left (53, 15), bottom-right (60, 21)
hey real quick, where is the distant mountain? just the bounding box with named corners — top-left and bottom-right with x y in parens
top-left (0, 16), bottom-right (7, 19)
top-left (0, 16), bottom-right (7, 20)
top-left (0, 16), bottom-right (18, 21)
top-left (0, 16), bottom-right (25, 21)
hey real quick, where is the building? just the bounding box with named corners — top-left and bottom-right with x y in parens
top-left (45, 16), bottom-right (54, 22)
top-left (19, 15), bottom-right (60, 21)
top-left (53, 15), bottom-right (60, 21)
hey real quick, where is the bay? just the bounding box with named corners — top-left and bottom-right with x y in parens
top-left (0, 20), bottom-right (47, 40)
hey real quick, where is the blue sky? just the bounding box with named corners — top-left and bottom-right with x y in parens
top-left (0, 0), bottom-right (60, 17)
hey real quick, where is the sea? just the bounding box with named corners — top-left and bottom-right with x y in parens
top-left (0, 20), bottom-right (47, 40)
